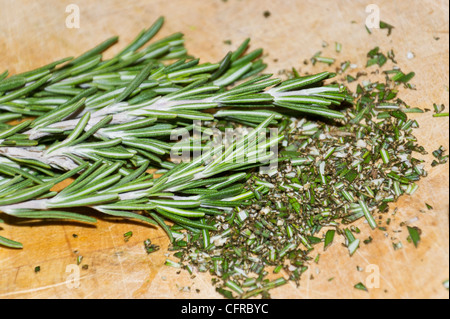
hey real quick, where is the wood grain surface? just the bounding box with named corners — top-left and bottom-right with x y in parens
top-left (0, 0), bottom-right (449, 299)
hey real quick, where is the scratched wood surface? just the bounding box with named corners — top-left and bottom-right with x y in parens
top-left (0, 0), bottom-right (448, 299)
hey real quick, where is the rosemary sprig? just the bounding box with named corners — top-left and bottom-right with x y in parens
top-left (1, 115), bottom-right (281, 246)
top-left (0, 70), bottom-right (345, 172)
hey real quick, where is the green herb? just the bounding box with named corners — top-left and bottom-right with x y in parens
top-left (366, 47), bottom-right (387, 67)
top-left (359, 200), bottom-right (377, 230)
top-left (431, 146), bottom-right (449, 166)
top-left (144, 239), bottom-right (160, 254)
top-left (348, 238), bottom-right (360, 256)
top-left (314, 254), bottom-right (320, 264)
top-left (0, 235), bottom-right (23, 249)
top-left (124, 231), bottom-right (133, 242)
top-left (395, 72), bottom-right (415, 84)
top-left (216, 287), bottom-right (235, 299)
top-left (0, 70), bottom-right (8, 81)
top-left (165, 259), bottom-right (182, 268)
top-left (34, 266), bottom-right (41, 273)
top-left (311, 54), bottom-right (335, 65)
top-left (324, 230), bottom-right (335, 251)
top-left (354, 282), bottom-right (368, 292)
top-left (379, 20), bottom-right (394, 36)
top-left (346, 74), bottom-right (356, 82)
top-left (407, 226), bottom-right (421, 248)
top-left (0, 76), bottom-right (27, 92)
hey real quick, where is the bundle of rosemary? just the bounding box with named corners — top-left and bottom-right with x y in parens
top-left (0, 17), bottom-right (346, 249)
top-left (0, 16), bottom-right (441, 300)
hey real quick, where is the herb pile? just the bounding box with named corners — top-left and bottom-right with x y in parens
top-left (0, 17), bottom-right (447, 299)
top-left (171, 52), bottom-right (440, 298)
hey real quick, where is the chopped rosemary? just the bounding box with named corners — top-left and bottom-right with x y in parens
top-left (379, 20), bottom-right (394, 36)
top-left (431, 146), bottom-right (449, 166)
top-left (144, 239), bottom-right (160, 254)
top-left (354, 282), bottom-right (368, 292)
top-left (124, 231), bottom-right (133, 242)
top-left (324, 230), bottom-right (336, 251)
top-left (407, 226), bottom-right (421, 248)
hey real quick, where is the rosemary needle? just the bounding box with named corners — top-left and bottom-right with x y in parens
top-left (117, 17), bottom-right (165, 57)
top-left (0, 76), bottom-right (27, 92)
top-left (0, 235), bottom-right (23, 249)
top-left (0, 70), bottom-right (8, 81)
top-left (354, 282), bottom-right (368, 292)
top-left (324, 229), bottom-right (335, 251)
top-left (407, 226), bottom-right (421, 248)
top-left (0, 74), bottom-right (52, 104)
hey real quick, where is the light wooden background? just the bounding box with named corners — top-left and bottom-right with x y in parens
top-left (0, 0), bottom-right (448, 299)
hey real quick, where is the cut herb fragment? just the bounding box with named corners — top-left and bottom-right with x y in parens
top-left (324, 230), bottom-right (335, 251)
top-left (379, 20), bottom-right (394, 36)
top-left (144, 239), bottom-right (160, 254)
top-left (407, 226), bottom-right (421, 248)
top-left (354, 282), bottom-right (368, 292)
top-left (124, 231), bottom-right (133, 242)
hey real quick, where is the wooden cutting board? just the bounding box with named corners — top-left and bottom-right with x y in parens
top-left (0, 0), bottom-right (448, 299)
